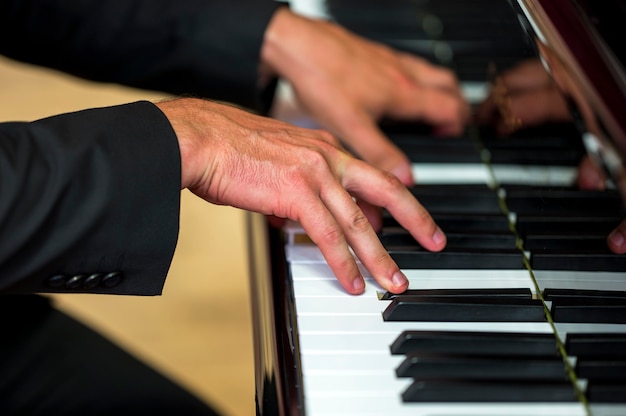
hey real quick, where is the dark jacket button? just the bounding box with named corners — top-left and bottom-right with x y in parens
top-left (102, 272), bottom-right (123, 288)
top-left (65, 274), bottom-right (85, 289)
top-left (83, 274), bottom-right (103, 289)
top-left (47, 274), bottom-right (67, 288)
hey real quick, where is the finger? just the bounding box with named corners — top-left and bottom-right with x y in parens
top-left (331, 106), bottom-right (415, 185)
top-left (392, 85), bottom-right (470, 136)
top-left (342, 158), bottom-right (446, 253)
top-left (297, 194), bottom-right (367, 295)
top-left (399, 53), bottom-right (462, 93)
top-left (608, 220), bottom-right (626, 254)
top-left (576, 156), bottom-right (607, 190)
top-left (319, 181), bottom-right (410, 294)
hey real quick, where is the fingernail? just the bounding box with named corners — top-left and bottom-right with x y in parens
top-left (352, 277), bottom-right (365, 292)
top-left (609, 230), bottom-right (625, 248)
top-left (392, 271), bottom-right (408, 288)
top-left (432, 227), bottom-right (446, 246)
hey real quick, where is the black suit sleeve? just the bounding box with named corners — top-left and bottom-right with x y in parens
top-left (0, 101), bottom-right (181, 295)
top-left (0, 0), bottom-right (283, 112)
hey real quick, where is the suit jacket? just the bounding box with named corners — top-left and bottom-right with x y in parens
top-left (0, 0), bottom-right (282, 294)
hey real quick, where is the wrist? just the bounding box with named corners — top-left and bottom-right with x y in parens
top-left (155, 98), bottom-right (203, 191)
top-left (261, 8), bottom-right (313, 81)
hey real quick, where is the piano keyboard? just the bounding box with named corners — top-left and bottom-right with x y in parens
top-left (250, 1), bottom-right (626, 415)
top-left (282, 130), bottom-right (626, 415)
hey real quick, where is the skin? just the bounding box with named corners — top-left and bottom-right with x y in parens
top-left (260, 8), bottom-right (470, 185)
top-left (157, 98), bottom-right (447, 295)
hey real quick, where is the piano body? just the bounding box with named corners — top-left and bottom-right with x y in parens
top-left (249, 0), bottom-right (626, 415)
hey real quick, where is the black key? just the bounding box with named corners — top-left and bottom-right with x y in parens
top-left (382, 296), bottom-right (546, 322)
top-left (586, 384), bottom-right (626, 403)
top-left (530, 251), bottom-right (626, 272)
top-left (548, 291), bottom-right (626, 323)
top-left (576, 360), bottom-right (626, 381)
top-left (381, 288), bottom-right (533, 301)
top-left (489, 148), bottom-right (585, 166)
top-left (386, 134), bottom-right (482, 163)
top-left (544, 288), bottom-right (626, 302)
top-left (396, 355), bottom-right (567, 381)
top-left (505, 187), bottom-right (624, 216)
top-left (566, 333), bottom-right (626, 358)
top-left (380, 230), bottom-right (517, 250)
top-left (551, 302), bottom-right (626, 324)
top-left (388, 248), bottom-right (524, 269)
top-left (390, 331), bottom-right (559, 357)
top-left (402, 380), bottom-right (576, 402)
top-left (383, 212), bottom-right (512, 233)
top-left (523, 234), bottom-right (608, 251)
top-left (515, 215), bottom-right (622, 237)
top-left (409, 185), bottom-right (502, 215)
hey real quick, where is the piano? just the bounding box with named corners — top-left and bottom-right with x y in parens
top-left (249, 0), bottom-right (626, 415)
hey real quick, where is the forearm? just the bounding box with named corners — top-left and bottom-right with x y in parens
top-left (0, 0), bottom-right (282, 111)
top-left (0, 101), bottom-right (181, 294)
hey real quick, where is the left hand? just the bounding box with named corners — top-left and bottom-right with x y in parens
top-left (260, 8), bottom-right (470, 185)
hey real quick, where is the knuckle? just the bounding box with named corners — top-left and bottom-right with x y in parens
top-left (319, 224), bottom-right (345, 246)
top-left (379, 169), bottom-right (405, 191)
top-left (345, 209), bottom-right (372, 234)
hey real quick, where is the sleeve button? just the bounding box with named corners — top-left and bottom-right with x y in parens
top-left (47, 274), bottom-right (67, 288)
top-left (102, 272), bottom-right (123, 288)
top-left (83, 273), bottom-right (103, 289)
top-left (65, 274), bottom-right (85, 289)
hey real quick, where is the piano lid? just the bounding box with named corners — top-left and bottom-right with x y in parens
top-left (514, 0), bottom-right (626, 197)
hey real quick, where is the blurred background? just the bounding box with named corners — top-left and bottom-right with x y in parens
top-left (0, 55), bottom-right (255, 416)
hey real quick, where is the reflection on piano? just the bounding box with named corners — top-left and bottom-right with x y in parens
top-left (249, 1), bottom-right (626, 415)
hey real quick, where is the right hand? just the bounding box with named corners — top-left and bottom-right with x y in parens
top-left (156, 98), bottom-right (446, 294)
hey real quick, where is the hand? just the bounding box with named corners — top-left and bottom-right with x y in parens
top-left (474, 59), bottom-right (571, 135)
top-left (156, 98), bottom-right (446, 294)
top-left (260, 8), bottom-right (470, 185)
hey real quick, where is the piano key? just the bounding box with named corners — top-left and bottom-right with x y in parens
top-left (401, 380), bottom-right (577, 402)
top-left (409, 184), bottom-right (502, 214)
top-left (550, 302), bottom-right (626, 324)
top-left (586, 384), bottom-right (626, 403)
top-left (383, 212), bottom-right (512, 233)
top-left (505, 187), bottom-right (624, 216)
top-left (380, 230), bottom-right (518, 250)
top-left (490, 164), bottom-right (578, 186)
top-left (289, 262), bottom-right (537, 292)
top-left (384, 134), bottom-right (482, 164)
top-left (301, 351), bottom-right (404, 373)
top-left (530, 251), bottom-right (626, 272)
top-left (382, 296), bottom-right (546, 322)
top-left (515, 216), bottom-right (623, 237)
top-left (544, 288), bottom-right (626, 302)
top-left (380, 287), bottom-right (533, 300)
top-left (523, 234), bottom-right (609, 251)
top-left (533, 270), bottom-right (626, 293)
top-left (306, 394), bottom-right (586, 416)
top-left (390, 330), bottom-right (559, 357)
top-left (566, 333), bottom-right (626, 357)
top-left (412, 163), bottom-right (493, 185)
top-left (296, 314), bottom-right (553, 335)
top-left (395, 355), bottom-right (568, 380)
top-left (388, 248), bottom-right (525, 269)
top-left (576, 360), bottom-right (626, 382)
